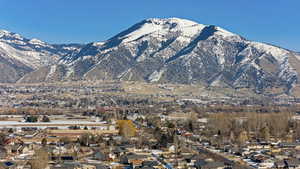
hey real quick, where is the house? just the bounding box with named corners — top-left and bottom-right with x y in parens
top-left (126, 154), bottom-right (149, 167)
top-left (279, 142), bottom-right (300, 149)
top-left (92, 151), bottom-right (106, 161)
top-left (6, 144), bottom-right (24, 155)
top-left (141, 161), bottom-right (159, 168)
top-left (285, 158), bottom-right (300, 168)
top-left (275, 158), bottom-right (300, 169)
top-left (258, 159), bottom-right (274, 168)
top-left (80, 163), bottom-right (109, 169)
top-left (110, 146), bottom-right (127, 159)
top-left (51, 162), bottom-right (81, 169)
top-left (274, 160), bottom-right (285, 169)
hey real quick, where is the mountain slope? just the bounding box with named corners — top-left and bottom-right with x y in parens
top-left (17, 18), bottom-right (300, 94)
top-left (0, 30), bottom-right (82, 83)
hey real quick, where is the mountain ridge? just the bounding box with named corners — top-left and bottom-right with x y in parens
top-left (0, 29), bottom-right (83, 83)
top-left (1, 18), bottom-right (300, 95)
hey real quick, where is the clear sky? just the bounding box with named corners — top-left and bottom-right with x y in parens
top-left (0, 0), bottom-right (299, 51)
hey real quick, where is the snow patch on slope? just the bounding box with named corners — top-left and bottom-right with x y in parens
top-left (149, 69), bottom-right (165, 82)
top-left (29, 38), bottom-right (46, 46)
top-left (250, 42), bottom-right (289, 62)
top-left (0, 42), bottom-right (41, 68)
top-left (210, 74), bottom-right (223, 87)
top-left (92, 42), bottom-right (105, 46)
top-left (65, 67), bottom-right (74, 78)
top-left (0, 30), bottom-right (11, 37)
top-left (46, 65), bottom-right (57, 80)
top-left (118, 68), bottom-right (132, 79)
top-left (292, 53), bottom-right (300, 61)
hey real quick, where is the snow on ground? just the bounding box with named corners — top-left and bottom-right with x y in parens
top-left (83, 55), bottom-right (93, 60)
top-left (250, 42), bottom-right (289, 62)
top-left (0, 42), bottom-right (42, 69)
top-left (0, 31), bottom-right (59, 69)
top-left (149, 69), bottom-right (165, 82)
top-left (46, 65), bottom-right (57, 80)
top-left (29, 38), bottom-right (46, 46)
top-left (210, 74), bottom-right (223, 87)
top-left (65, 67), bottom-right (74, 78)
top-left (0, 30), bottom-right (23, 40)
top-left (214, 27), bottom-right (239, 38)
top-left (292, 53), bottom-right (300, 61)
top-left (118, 68), bottom-right (132, 79)
top-left (0, 30), bottom-right (10, 37)
top-left (92, 42), bottom-right (105, 46)
top-left (121, 18), bottom-right (206, 43)
top-left (211, 40), bottom-right (226, 65)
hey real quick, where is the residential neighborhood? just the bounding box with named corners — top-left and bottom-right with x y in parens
top-left (1, 89), bottom-right (300, 169)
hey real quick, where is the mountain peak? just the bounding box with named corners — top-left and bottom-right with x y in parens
top-left (107, 17), bottom-right (242, 45)
top-left (144, 17), bottom-right (200, 27)
top-left (0, 29), bottom-right (11, 35)
top-left (111, 17), bottom-right (207, 44)
top-left (0, 29), bottom-right (24, 41)
top-left (29, 38), bottom-right (46, 46)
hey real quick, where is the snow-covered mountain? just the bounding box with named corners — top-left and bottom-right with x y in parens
top-left (5, 18), bottom-right (300, 94)
top-left (0, 30), bottom-right (82, 82)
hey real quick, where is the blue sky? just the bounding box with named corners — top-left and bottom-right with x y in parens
top-left (0, 0), bottom-right (299, 51)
